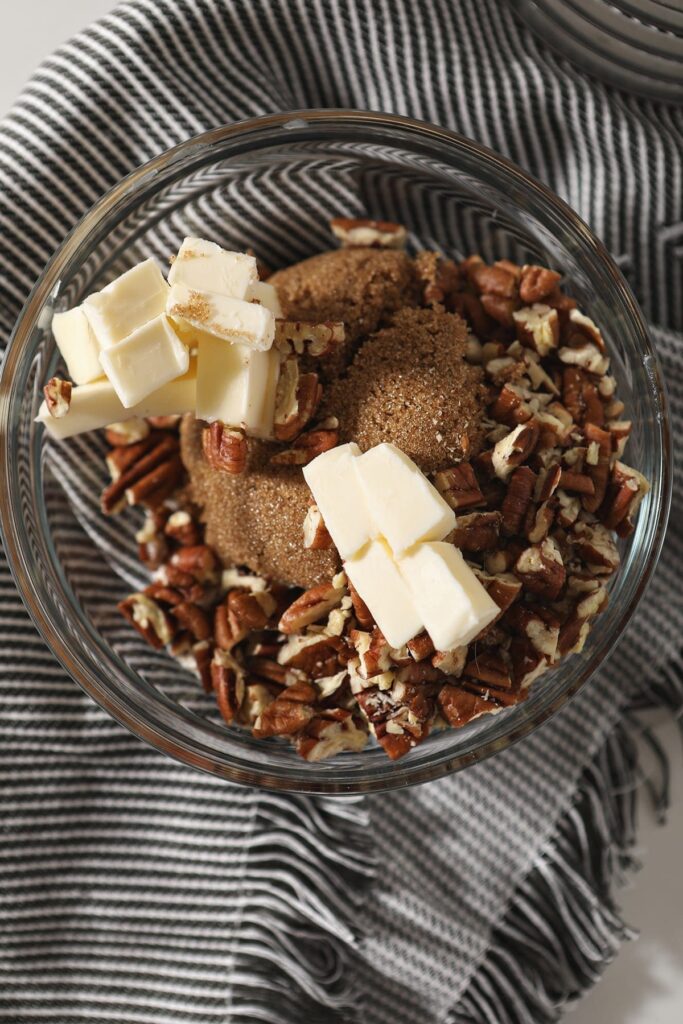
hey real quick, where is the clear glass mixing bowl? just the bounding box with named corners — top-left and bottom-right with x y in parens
top-left (0, 111), bottom-right (671, 793)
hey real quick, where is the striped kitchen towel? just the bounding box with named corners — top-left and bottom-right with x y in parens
top-left (0, 3), bottom-right (681, 1023)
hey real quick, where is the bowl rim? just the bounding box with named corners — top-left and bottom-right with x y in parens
top-left (0, 108), bottom-right (672, 793)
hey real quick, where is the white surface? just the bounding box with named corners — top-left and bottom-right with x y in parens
top-left (1, 6), bottom-right (682, 1023)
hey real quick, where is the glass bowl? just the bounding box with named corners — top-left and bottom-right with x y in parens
top-left (0, 111), bottom-right (671, 793)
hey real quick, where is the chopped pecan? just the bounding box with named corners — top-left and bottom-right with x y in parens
top-left (279, 581), bottom-right (344, 634)
top-left (278, 634), bottom-right (344, 678)
top-left (515, 538), bottom-right (566, 600)
top-left (492, 422), bottom-right (539, 480)
top-left (101, 433), bottom-right (182, 514)
top-left (509, 635), bottom-right (548, 688)
top-left (431, 646), bottom-right (468, 678)
top-left (572, 522), bottom-right (620, 573)
top-left (537, 463), bottom-right (562, 502)
top-left (170, 601), bottom-right (212, 641)
top-left (559, 343), bottom-right (609, 377)
top-left (608, 420), bottom-right (632, 459)
top-left (562, 367), bottom-right (585, 422)
top-left (559, 470), bottom-right (595, 496)
top-left (170, 545), bottom-right (217, 582)
top-left (270, 418), bottom-right (339, 466)
top-left (601, 461), bottom-right (649, 533)
top-left (476, 570), bottom-right (523, 620)
top-left (330, 217), bottom-right (406, 249)
top-left (296, 710), bottom-right (368, 761)
top-left (566, 309), bottom-right (606, 352)
top-left (407, 632), bottom-right (436, 663)
top-left (273, 359), bottom-right (322, 441)
top-left (118, 592), bottom-right (174, 649)
top-left (519, 265), bottom-right (561, 304)
top-left (105, 418), bottom-right (151, 446)
top-left (241, 681), bottom-right (277, 727)
top-left (274, 320), bottom-right (345, 358)
top-left (252, 680), bottom-right (318, 737)
top-left (433, 463), bottom-right (485, 510)
top-left (501, 466), bottom-right (536, 535)
top-left (302, 504), bottom-right (333, 550)
top-left (43, 377), bottom-right (72, 418)
top-left (527, 501), bottom-right (555, 543)
top-left (202, 422), bottom-right (247, 474)
top-left (348, 578), bottom-right (374, 629)
top-left (513, 303), bottom-right (559, 356)
top-left (556, 490), bottom-right (581, 528)
top-left (164, 509), bottom-right (201, 547)
top-left (580, 375), bottom-right (605, 426)
top-left (351, 626), bottom-right (392, 679)
top-left (438, 684), bottom-right (499, 728)
top-left (505, 604), bottom-right (560, 662)
top-left (489, 384), bottom-right (532, 427)
top-left (192, 640), bottom-right (213, 692)
top-left (211, 649), bottom-right (245, 724)
top-left (582, 423), bottom-right (611, 513)
top-left (465, 651), bottom-right (512, 689)
top-left (451, 511), bottom-right (502, 552)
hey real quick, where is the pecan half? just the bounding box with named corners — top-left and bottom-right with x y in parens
top-left (451, 511), bottom-right (502, 552)
top-left (433, 463), bottom-right (485, 510)
top-left (515, 538), bottom-right (566, 600)
top-left (519, 265), bottom-right (561, 304)
top-left (275, 320), bottom-right (345, 358)
top-left (279, 581), bottom-right (344, 634)
top-left (101, 433), bottom-right (183, 514)
top-left (202, 422), bottom-right (247, 474)
top-left (118, 592), bottom-right (174, 649)
top-left (348, 578), bottom-right (374, 629)
top-left (171, 601), bottom-right (212, 642)
top-left (469, 261), bottom-right (518, 298)
top-left (330, 216), bottom-right (407, 249)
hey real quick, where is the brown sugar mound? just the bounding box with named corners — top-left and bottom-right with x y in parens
top-left (180, 417), bottom-right (340, 588)
top-left (269, 247), bottom-right (418, 375)
top-left (323, 306), bottom-right (486, 473)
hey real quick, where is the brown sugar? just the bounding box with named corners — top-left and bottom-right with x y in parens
top-left (269, 247), bottom-right (418, 376)
top-left (181, 416), bottom-right (340, 589)
top-left (323, 306), bottom-right (486, 473)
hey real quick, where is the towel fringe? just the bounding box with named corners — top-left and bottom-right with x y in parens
top-left (448, 662), bottom-right (683, 1024)
top-left (228, 793), bottom-right (375, 1024)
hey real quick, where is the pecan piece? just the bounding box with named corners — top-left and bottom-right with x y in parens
top-left (582, 423), bottom-right (612, 513)
top-left (274, 359), bottom-right (322, 441)
top-left (464, 651), bottom-right (512, 690)
top-left (491, 422), bottom-right (539, 480)
top-left (43, 377), bottom-right (72, 418)
top-left (171, 601), bottom-right (212, 642)
top-left (348, 578), bottom-right (374, 629)
top-left (350, 626), bottom-right (392, 679)
top-left (118, 593), bottom-right (174, 649)
top-left (562, 367), bottom-right (585, 422)
top-left (170, 545), bottom-right (217, 582)
top-left (480, 293), bottom-right (517, 327)
top-left (601, 461), bottom-right (649, 533)
top-left (515, 538), bottom-right (566, 600)
top-left (431, 646), bottom-right (468, 678)
top-left (513, 303), bottom-right (559, 356)
top-left (278, 634), bottom-right (344, 678)
top-left (451, 511), bottom-right (502, 552)
top-left (192, 639), bottom-right (213, 692)
top-left (164, 509), bottom-right (201, 547)
top-left (202, 422), bottom-right (247, 474)
top-left (559, 470), bottom-right (595, 496)
top-left (275, 320), bottom-right (345, 358)
top-left (302, 504), bottom-right (333, 550)
top-left (526, 500), bottom-right (555, 543)
top-left (433, 463), bottom-right (485, 510)
top-left (566, 309), bottom-right (606, 352)
top-left (330, 217), bottom-right (407, 249)
top-left (407, 632), bottom-right (435, 663)
top-left (519, 265), bottom-right (561, 304)
top-left (211, 649), bottom-right (245, 724)
top-left (489, 384), bottom-right (532, 427)
top-left (501, 466), bottom-right (536, 535)
top-left (270, 418), bottom-right (339, 466)
top-left (296, 710), bottom-right (368, 761)
top-left (438, 684), bottom-right (499, 728)
top-left (279, 581), bottom-right (344, 634)
top-left (559, 343), bottom-right (609, 377)
top-left (469, 261), bottom-right (518, 298)
top-left (252, 680), bottom-right (319, 738)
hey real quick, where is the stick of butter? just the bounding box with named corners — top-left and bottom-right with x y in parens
top-left (196, 335), bottom-right (279, 437)
top-left (167, 281), bottom-right (275, 351)
top-left (303, 443), bottom-right (374, 559)
top-left (99, 314), bottom-right (190, 409)
top-left (355, 443), bottom-right (455, 556)
top-left (168, 237), bottom-right (258, 299)
top-left (345, 540), bottom-right (423, 649)
top-left (398, 542), bottom-right (499, 650)
top-left (36, 362), bottom-right (197, 440)
top-left (82, 259), bottom-right (169, 349)
top-left (51, 306), bottom-right (103, 385)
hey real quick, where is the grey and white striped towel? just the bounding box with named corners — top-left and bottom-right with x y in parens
top-left (0, 3), bottom-right (681, 1022)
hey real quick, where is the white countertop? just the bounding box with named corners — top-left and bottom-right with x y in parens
top-left (1, 5), bottom-right (681, 1021)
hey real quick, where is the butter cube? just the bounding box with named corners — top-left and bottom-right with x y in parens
top-left (82, 259), bottom-right (169, 349)
top-left (51, 306), bottom-right (102, 384)
top-left (247, 280), bottom-right (283, 318)
top-left (36, 363), bottom-right (197, 440)
top-left (167, 282), bottom-right (275, 351)
top-left (196, 335), bottom-right (279, 437)
top-left (303, 443), bottom-right (374, 559)
top-left (355, 443), bottom-right (455, 556)
top-left (344, 540), bottom-right (423, 649)
top-left (168, 237), bottom-right (257, 299)
top-left (398, 542), bottom-right (499, 651)
top-left (99, 314), bottom-right (189, 408)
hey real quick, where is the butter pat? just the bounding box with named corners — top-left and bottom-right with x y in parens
top-left (247, 280), bottom-right (283, 318)
top-left (355, 443), bottom-right (455, 555)
top-left (398, 543), bottom-right (499, 650)
top-left (82, 259), bottom-right (169, 349)
top-left (99, 314), bottom-right (189, 408)
top-left (345, 540), bottom-right (423, 649)
top-left (168, 237), bottom-right (257, 299)
top-left (51, 306), bottom-right (102, 385)
top-left (196, 335), bottom-right (279, 437)
top-left (303, 443), bottom-right (373, 559)
top-left (36, 363), bottom-right (197, 440)
top-left (167, 281), bottom-right (275, 351)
